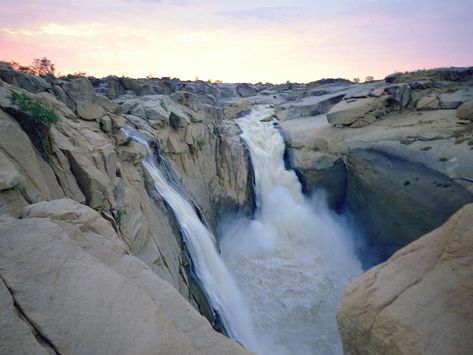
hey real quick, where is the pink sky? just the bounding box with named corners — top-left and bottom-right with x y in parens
top-left (1, 0), bottom-right (472, 83)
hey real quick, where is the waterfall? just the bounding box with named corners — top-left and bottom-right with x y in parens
top-left (220, 106), bottom-right (362, 355)
top-left (128, 132), bottom-right (260, 353)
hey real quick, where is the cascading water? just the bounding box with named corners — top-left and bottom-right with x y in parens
top-left (128, 133), bottom-right (261, 353)
top-left (220, 106), bottom-right (362, 354)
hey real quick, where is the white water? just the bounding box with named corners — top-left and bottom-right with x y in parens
top-left (129, 134), bottom-right (261, 353)
top-left (220, 106), bottom-right (362, 354)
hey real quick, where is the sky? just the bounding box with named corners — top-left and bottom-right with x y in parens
top-left (1, 0), bottom-right (472, 83)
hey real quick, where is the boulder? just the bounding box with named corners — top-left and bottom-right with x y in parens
top-left (0, 200), bottom-right (249, 355)
top-left (118, 141), bottom-right (147, 163)
top-left (438, 89), bottom-right (473, 109)
top-left (0, 151), bottom-right (21, 191)
top-left (384, 72), bottom-right (401, 83)
top-left (62, 77), bottom-right (95, 103)
top-left (384, 83), bottom-right (411, 108)
top-left (416, 94), bottom-right (440, 110)
top-left (96, 95), bottom-right (120, 113)
top-left (99, 115), bottom-right (112, 133)
top-left (236, 83), bottom-right (258, 98)
top-left (456, 97), bottom-right (473, 120)
top-left (276, 92), bottom-right (346, 121)
top-left (0, 64), bottom-right (51, 93)
top-left (327, 96), bottom-right (388, 127)
top-left (337, 203), bottom-right (473, 355)
top-left (0, 109), bottom-right (64, 207)
top-left (63, 78), bottom-right (105, 120)
top-left (170, 91), bottom-right (214, 111)
top-left (62, 148), bottom-right (113, 210)
top-left (223, 99), bottom-right (251, 119)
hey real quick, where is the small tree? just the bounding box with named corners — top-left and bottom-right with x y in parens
top-left (31, 57), bottom-right (55, 77)
top-left (353, 78), bottom-right (360, 83)
top-left (365, 75), bottom-right (374, 82)
top-left (7, 60), bottom-right (33, 74)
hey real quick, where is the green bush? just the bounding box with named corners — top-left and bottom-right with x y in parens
top-left (114, 209), bottom-right (122, 225)
top-left (10, 92), bottom-right (60, 161)
top-left (169, 112), bottom-right (182, 130)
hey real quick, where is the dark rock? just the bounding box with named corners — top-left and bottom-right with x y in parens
top-left (385, 83), bottom-right (411, 108)
top-left (384, 72), bottom-right (401, 84)
top-left (236, 83), bottom-right (258, 98)
top-left (346, 147), bottom-right (473, 268)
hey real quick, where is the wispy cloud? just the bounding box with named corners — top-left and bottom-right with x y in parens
top-left (1, 0), bottom-right (472, 82)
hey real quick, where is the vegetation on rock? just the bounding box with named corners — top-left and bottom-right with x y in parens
top-left (8, 57), bottom-right (56, 78)
top-left (9, 92), bottom-right (60, 161)
top-left (169, 112), bottom-right (182, 130)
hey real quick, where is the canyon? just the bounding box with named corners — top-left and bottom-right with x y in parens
top-left (0, 62), bottom-right (472, 354)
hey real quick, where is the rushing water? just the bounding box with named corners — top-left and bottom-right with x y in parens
top-left (130, 104), bottom-right (362, 354)
top-left (129, 133), bottom-right (261, 353)
top-left (220, 106), bottom-right (362, 354)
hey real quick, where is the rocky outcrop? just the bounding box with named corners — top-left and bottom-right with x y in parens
top-left (337, 203), bottom-right (473, 355)
top-left (275, 91), bottom-right (346, 121)
top-left (1, 61), bottom-right (473, 354)
top-left (0, 66), bottom-right (256, 349)
top-left (327, 96), bottom-right (389, 128)
top-left (457, 97), bottom-right (473, 120)
top-left (0, 199), bottom-right (249, 355)
top-left (281, 70), bottom-right (473, 266)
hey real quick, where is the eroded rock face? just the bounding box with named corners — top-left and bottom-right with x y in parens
top-left (0, 72), bottom-right (255, 330)
top-left (336, 203), bottom-right (473, 355)
top-left (0, 199), bottom-right (249, 355)
top-left (280, 71), bottom-right (473, 266)
top-left (281, 107), bottom-right (473, 267)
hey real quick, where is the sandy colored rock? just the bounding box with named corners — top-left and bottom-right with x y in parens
top-left (0, 151), bottom-right (21, 191)
top-left (327, 96), bottom-right (388, 127)
top-left (416, 93), bottom-right (440, 110)
top-left (0, 109), bottom-right (65, 211)
top-left (223, 98), bottom-right (251, 119)
top-left (456, 97), bottom-right (473, 120)
top-left (337, 203), bottom-right (473, 355)
top-left (439, 89), bottom-right (473, 109)
top-left (0, 277), bottom-right (51, 355)
top-left (0, 199), bottom-right (249, 355)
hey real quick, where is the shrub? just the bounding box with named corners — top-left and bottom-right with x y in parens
top-left (169, 112), bottom-right (182, 130)
top-left (7, 57), bottom-right (55, 78)
top-left (10, 92), bottom-right (60, 161)
top-left (114, 209), bottom-right (122, 225)
top-left (31, 57), bottom-right (55, 78)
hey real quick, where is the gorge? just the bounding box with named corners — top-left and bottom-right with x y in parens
top-left (0, 62), bottom-right (472, 355)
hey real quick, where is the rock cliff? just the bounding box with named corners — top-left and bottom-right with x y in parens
top-left (279, 68), bottom-right (473, 266)
top-left (0, 62), bottom-right (253, 354)
top-left (1, 61), bottom-right (473, 354)
top-left (336, 203), bottom-right (473, 355)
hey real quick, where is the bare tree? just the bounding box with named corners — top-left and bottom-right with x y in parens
top-left (365, 76), bottom-right (374, 82)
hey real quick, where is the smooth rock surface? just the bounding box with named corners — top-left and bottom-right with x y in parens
top-left (327, 96), bottom-right (388, 127)
top-left (0, 199), bottom-right (249, 355)
top-left (337, 203), bottom-right (473, 355)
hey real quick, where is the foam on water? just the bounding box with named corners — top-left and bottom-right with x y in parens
top-left (220, 106), bottom-right (362, 354)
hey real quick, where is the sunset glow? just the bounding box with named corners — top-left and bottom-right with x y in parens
top-left (1, 0), bottom-right (472, 83)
